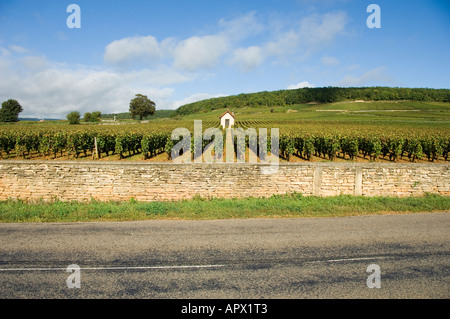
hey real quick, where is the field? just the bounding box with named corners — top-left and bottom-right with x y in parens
top-left (1, 99), bottom-right (449, 222)
top-left (1, 100), bottom-right (449, 163)
top-left (1, 193), bottom-right (448, 222)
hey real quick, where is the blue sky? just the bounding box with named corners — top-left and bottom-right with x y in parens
top-left (0, 0), bottom-right (449, 118)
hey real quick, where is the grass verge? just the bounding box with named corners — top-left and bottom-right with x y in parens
top-left (0, 193), bottom-right (448, 223)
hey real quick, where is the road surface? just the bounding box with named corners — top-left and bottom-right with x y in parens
top-left (0, 212), bottom-right (448, 300)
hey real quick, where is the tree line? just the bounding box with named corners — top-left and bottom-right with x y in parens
top-left (66, 94), bottom-right (156, 124)
top-left (175, 87), bottom-right (450, 115)
top-left (0, 94), bottom-right (157, 124)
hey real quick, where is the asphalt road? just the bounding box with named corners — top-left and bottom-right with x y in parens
top-left (0, 213), bottom-right (448, 300)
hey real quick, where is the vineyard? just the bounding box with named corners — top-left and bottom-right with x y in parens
top-left (0, 119), bottom-right (449, 163)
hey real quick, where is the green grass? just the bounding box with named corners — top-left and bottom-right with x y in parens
top-left (0, 193), bottom-right (448, 223)
top-left (178, 100), bottom-right (450, 131)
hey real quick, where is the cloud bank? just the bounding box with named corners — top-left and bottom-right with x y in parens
top-left (0, 10), bottom-right (353, 118)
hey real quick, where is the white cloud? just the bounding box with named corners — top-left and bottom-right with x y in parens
top-left (120, 67), bottom-right (192, 87)
top-left (8, 45), bottom-right (28, 54)
top-left (172, 35), bottom-right (229, 71)
top-left (0, 47), bottom-right (11, 58)
top-left (229, 46), bottom-right (265, 71)
top-left (104, 33), bottom-right (230, 72)
top-left (335, 67), bottom-right (395, 87)
top-left (55, 31), bottom-right (68, 42)
top-left (102, 11), bottom-right (348, 74)
top-left (0, 11), bottom-right (354, 118)
top-left (0, 51), bottom-right (191, 118)
top-left (104, 35), bottom-right (162, 65)
top-left (265, 11), bottom-right (347, 60)
top-left (218, 11), bottom-right (264, 41)
top-left (346, 64), bottom-right (360, 71)
top-left (20, 55), bottom-right (49, 72)
top-left (299, 11), bottom-right (347, 48)
top-left (287, 81), bottom-right (315, 89)
top-left (321, 56), bottom-right (340, 66)
top-left (265, 30), bottom-right (300, 57)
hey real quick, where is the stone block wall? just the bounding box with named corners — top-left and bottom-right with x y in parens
top-left (0, 161), bottom-right (448, 202)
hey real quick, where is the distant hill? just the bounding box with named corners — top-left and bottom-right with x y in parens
top-left (175, 87), bottom-right (450, 116)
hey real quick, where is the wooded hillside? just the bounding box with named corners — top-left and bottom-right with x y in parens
top-left (175, 87), bottom-right (450, 115)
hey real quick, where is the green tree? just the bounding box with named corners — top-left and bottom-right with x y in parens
top-left (129, 94), bottom-right (156, 120)
top-left (67, 111), bottom-right (81, 124)
top-left (0, 99), bottom-right (23, 122)
top-left (91, 111), bottom-right (101, 120)
top-left (84, 111), bottom-right (101, 122)
top-left (83, 112), bottom-right (92, 122)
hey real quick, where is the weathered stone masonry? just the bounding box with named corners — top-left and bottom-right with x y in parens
top-left (0, 161), bottom-right (448, 201)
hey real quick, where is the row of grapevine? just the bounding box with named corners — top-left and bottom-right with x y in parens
top-left (0, 130), bottom-right (169, 160)
top-left (166, 131), bottom-right (227, 160)
top-left (279, 134), bottom-right (450, 162)
top-left (142, 133), bottom-right (168, 159)
top-left (166, 129), bottom-right (278, 162)
top-left (1, 126), bottom-right (449, 162)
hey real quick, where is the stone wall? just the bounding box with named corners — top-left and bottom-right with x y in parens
top-left (0, 161), bottom-right (448, 202)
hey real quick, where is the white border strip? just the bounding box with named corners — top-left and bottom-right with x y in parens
top-left (0, 256), bottom-right (394, 272)
top-left (306, 256), bottom-right (391, 264)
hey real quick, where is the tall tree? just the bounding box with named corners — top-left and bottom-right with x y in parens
top-left (84, 111), bottom-right (101, 122)
top-left (83, 112), bottom-right (92, 122)
top-left (129, 94), bottom-right (156, 120)
top-left (0, 99), bottom-right (23, 122)
top-left (67, 111), bottom-right (81, 124)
